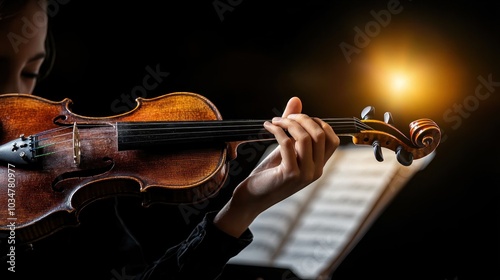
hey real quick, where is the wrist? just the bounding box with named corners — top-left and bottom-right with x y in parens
top-left (213, 197), bottom-right (258, 238)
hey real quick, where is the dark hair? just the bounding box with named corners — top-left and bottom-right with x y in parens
top-left (0, 0), bottom-right (29, 20)
top-left (0, 0), bottom-right (55, 81)
top-left (39, 22), bottom-right (55, 81)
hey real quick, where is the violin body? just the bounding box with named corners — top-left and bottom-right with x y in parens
top-left (0, 92), bottom-right (232, 244)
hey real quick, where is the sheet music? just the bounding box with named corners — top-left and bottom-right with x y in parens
top-left (229, 144), bottom-right (433, 279)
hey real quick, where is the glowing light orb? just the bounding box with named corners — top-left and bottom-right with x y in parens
top-left (391, 74), bottom-right (408, 93)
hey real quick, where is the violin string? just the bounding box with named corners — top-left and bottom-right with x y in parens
top-left (115, 118), bottom-right (370, 133)
top-left (117, 125), bottom-right (362, 139)
top-left (34, 148), bottom-right (73, 158)
top-left (116, 118), bottom-right (365, 129)
top-left (33, 123), bottom-right (115, 148)
top-left (36, 133), bottom-right (73, 145)
top-left (32, 127), bottom-right (117, 159)
top-left (29, 118), bottom-right (373, 157)
top-left (32, 120), bottom-right (368, 143)
top-left (35, 126), bottom-right (71, 137)
top-left (33, 118), bottom-right (369, 138)
top-left (35, 138), bottom-right (72, 150)
top-left (37, 124), bottom-right (367, 149)
top-left (116, 119), bottom-right (372, 145)
top-left (120, 117), bottom-right (361, 125)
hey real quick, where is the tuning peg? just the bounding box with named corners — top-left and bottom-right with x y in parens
top-left (361, 106), bottom-right (375, 120)
top-left (384, 112), bottom-right (394, 125)
top-left (372, 140), bottom-right (384, 162)
top-left (396, 145), bottom-right (413, 166)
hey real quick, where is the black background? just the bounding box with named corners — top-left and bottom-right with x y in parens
top-left (22, 0), bottom-right (500, 279)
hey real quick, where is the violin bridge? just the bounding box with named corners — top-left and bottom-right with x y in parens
top-left (72, 122), bottom-right (81, 167)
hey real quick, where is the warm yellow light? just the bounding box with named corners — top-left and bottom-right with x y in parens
top-left (354, 31), bottom-right (466, 119)
top-left (391, 73), bottom-right (408, 93)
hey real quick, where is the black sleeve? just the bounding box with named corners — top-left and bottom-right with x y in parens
top-left (135, 211), bottom-right (253, 280)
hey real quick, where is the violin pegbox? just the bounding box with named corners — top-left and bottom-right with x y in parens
top-left (356, 106), bottom-right (439, 166)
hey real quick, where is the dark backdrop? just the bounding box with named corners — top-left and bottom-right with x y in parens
top-left (28, 1), bottom-right (500, 279)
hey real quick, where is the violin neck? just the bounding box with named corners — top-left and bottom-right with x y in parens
top-left (116, 118), bottom-right (365, 151)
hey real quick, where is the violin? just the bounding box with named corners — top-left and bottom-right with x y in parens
top-left (0, 92), bottom-right (441, 244)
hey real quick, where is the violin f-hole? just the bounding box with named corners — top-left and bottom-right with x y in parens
top-left (53, 115), bottom-right (69, 126)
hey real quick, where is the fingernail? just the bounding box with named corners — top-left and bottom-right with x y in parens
top-left (272, 117), bottom-right (282, 122)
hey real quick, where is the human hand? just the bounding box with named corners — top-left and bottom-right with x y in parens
top-left (214, 97), bottom-right (340, 237)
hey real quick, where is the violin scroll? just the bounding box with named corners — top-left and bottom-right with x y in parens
top-left (409, 118), bottom-right (441, 148)
top-left (351, 106), bottom-right (441, 166)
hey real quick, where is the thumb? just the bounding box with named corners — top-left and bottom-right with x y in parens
top-left (281, 96), bottom-right (302, 118)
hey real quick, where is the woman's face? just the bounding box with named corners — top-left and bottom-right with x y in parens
top-left (0, 0), bottom-right (47, 94)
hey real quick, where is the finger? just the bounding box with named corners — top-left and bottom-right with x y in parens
top-left (285, 114), bottom-right (326, 170)
top-left (271, 117), bottom-right (314, 174)
top-left (263, 120), bottom-right (299, 172)
top-left (311, 117), bottom-right (340, 164)
top-left (281, 97), bottom-right (302, 118)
